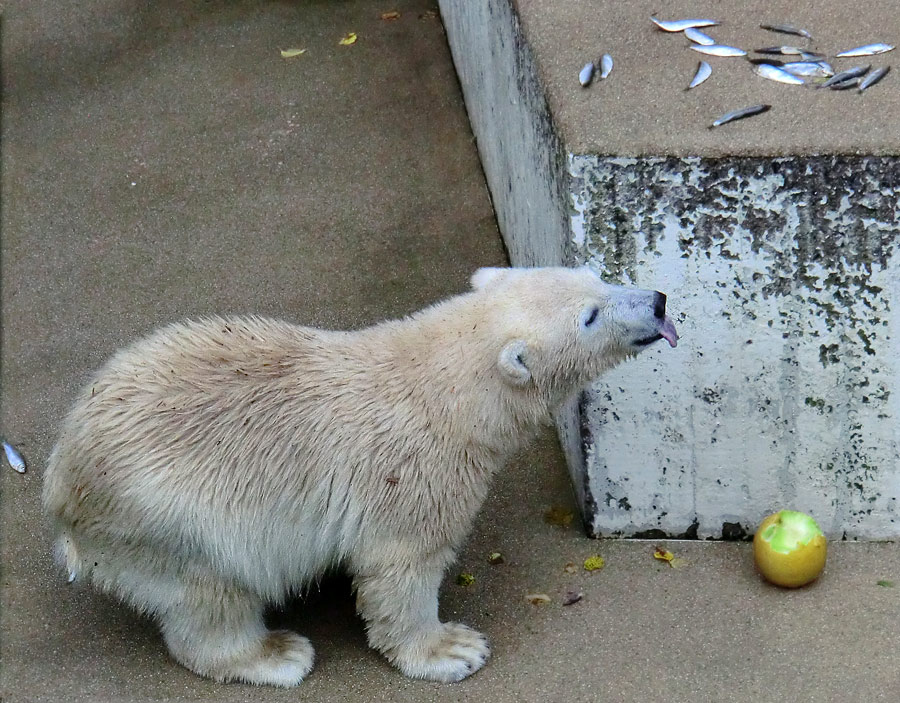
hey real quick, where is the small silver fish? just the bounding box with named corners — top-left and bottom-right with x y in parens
top-left (600, 53), bottom-right (613, 79)
top-left (710, 104), bottom-right (771, 128)
top-left (836, 43), bottom-right (894, 58)
top-left (753, 63), bottom-right (806, 85)
top-left (691, 44), bottom-right (747, 57)
top-left (650, 17), bottom-right (718, 32)
top-left (858, 66), bottom-right (890, 92)
top-left (3, 441), bottom-right (26, 473)
top-left (579, 62), bottom-right (595, 87)
top-left (757, 46), bottom-right (820, 56)
top-left (687, 60), bottom-right (712, 89)
top-left (781, 61), bottom-right (834, 78)
top-left (820, 65), bottom-right (870, 88)
top-left (684, 27), bottom-right (716, 46)
top-left (830, 76), bottom-right (861, 90)
top-left (67, 570), bottom-right (77, 584)
top-left (760, 23), bottom-right (812, 40)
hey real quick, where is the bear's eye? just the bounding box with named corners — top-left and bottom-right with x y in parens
top-left (582, 306), bottom-right (600, 328)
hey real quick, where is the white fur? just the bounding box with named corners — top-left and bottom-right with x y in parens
top-left (42, 266), bottom-right (673, 685)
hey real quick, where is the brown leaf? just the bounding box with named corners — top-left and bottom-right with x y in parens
top-left (562, 590), bottom-right (583, 606)
top-left (380, 11), bottom-right (401, 21)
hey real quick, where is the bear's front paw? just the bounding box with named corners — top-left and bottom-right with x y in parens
top-left (395, 622), bottom-right (491, 683)
top-left (228, 630), bottom-right (315, 687)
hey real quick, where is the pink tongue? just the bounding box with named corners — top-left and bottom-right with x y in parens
top-left (660, 316), bottom-right (678, 348)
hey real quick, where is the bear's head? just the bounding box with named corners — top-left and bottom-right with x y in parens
top-left (470, 266), bottom-right (678, 400)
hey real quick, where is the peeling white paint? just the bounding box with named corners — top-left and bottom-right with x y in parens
top-left (569, 156), bottom-right (900, 539)
top-left (568, 155), bottom-right (588, 249)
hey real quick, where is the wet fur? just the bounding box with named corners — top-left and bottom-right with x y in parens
top-left (43, 266), bottom-right (666, 685)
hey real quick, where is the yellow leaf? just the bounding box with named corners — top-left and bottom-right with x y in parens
top-left (583, 555), bottom-right (605, 572)
top-left (279, 48), bottom-right (307, 58)
top-left (456, 572), bottom-right (475, 586)
top-left (654, 546), bottom-right (686, 568)
top-left (653, 546), bottom-right (675, 562)
top-left (525, 593), bottom-right (551, 605)
top-left (381, 11), bottom-right (401, 21)
top-left (544, 505), bottom-right (574, 527)
top-left (339, 32), bottom-right (358, 46)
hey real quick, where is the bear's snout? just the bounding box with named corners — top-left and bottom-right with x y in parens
top-left (625, 288), bottom-right (678, 350)
top-left (653, 292), bottom-right (667, 320)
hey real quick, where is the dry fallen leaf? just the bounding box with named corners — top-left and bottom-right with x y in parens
top-left (562, 590), bottom-right (583, 606)
top-left (419, 10), bottom-right (438, 20)
top-left (456, 572), bottom-right (475, 587)
top-left (525, 593), bottom-right (551, 605)
top-left (381, 11), bottom-right (401, 21)
top-left (339, 32), bottom-right (358, 46)
top-left (279, 48), bottom-right (307, 58)
top-left (654, 546), bottom-right (686, 569)
top-left (544, 505), bottom-right (574, 528)
top-left (653, 546), bottom-right (675, 562)
top-left (583, 555), bottom-right (605, 572)
top-left (488, 552), bottom-right (504, 565)
top-left (563, 562), bottom-right (578, 574)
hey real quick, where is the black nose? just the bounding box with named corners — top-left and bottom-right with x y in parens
top-left (653, 292), bottom-right (667, 319)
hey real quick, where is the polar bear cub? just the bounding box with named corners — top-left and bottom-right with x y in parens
top-left (43, 266), bottom-right (677, 686)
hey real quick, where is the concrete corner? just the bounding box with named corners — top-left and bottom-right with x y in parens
top-left (439, 0), bottom-right (900, 538)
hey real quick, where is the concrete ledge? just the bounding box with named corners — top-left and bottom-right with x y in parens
top-left (518, 0), bottom-right (900, 157)
top-left (439, 0), bottom-right (900, 538)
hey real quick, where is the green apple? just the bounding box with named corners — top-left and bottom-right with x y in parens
top-left (753, 510), bottom-right (827, 588)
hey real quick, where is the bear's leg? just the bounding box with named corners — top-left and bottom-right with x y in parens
top-left (157, 576), bottom-right (315, 687)
top-left (353, 558), bottom-right (490, 682)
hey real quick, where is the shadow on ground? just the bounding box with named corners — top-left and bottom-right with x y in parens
top-left (2, 2), bottom-right (899, 702)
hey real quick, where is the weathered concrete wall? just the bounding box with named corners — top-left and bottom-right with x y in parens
top-left (438, 0), bottom-right (593, 513)
top-left (437, 0), bottom-right (570, 267)
top-left (439, 0), bottom-right (900, 538)
top-left (570, 156), bottom-right (900, 539)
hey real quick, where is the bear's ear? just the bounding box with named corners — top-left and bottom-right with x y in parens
top-left (471, 267), bottom-right (509, 290)
top-left (497, 340), bottom-right (531, 386)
